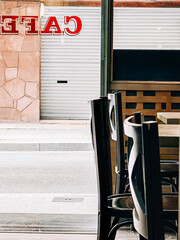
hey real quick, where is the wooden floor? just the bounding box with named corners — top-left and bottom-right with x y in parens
top-left (0, 230), bottom-right (176, 240)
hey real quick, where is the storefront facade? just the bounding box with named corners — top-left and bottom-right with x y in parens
top-left (0, 0), bottom-right (180, 122)
top-left (0, 0), bottom-right (40, 122)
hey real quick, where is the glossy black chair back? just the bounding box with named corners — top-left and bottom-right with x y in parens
top-left (124, 116), bottom-right (164, 240)
top-left (108, 92), bottom-right (126, 193)
top-left (91, 97), bottom-right (112, 239)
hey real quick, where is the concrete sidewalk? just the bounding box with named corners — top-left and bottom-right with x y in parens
top-left (0, 232), bottom-right (139, 240)
top-left (0, 231), bottom-right (176, 240)
top-left (0, 231), bottom-right (139, 240)
top-left (0, 121), bottom-right (92, 151)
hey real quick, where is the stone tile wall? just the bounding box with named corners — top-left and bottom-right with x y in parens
top-left (0, 1), bottom-right (40, 122)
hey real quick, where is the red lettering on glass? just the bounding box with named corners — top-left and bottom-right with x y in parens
top-left (40, 16), bottom-right (63, 35)
top-left (0, 15), bottom-right (82, 36)
top-left (21, 16), bottom-right (38, 35)
top-left (64, 16), bottom-right (82, 36)
top-left (1, 16), bottom-right (19, 34)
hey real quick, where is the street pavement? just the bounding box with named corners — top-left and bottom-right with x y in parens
top-left (0, 121), bottom-right (176, 239)
top-left (0, 152), bottom-right (96, 193)
top-left (0, 121), bottom-right (98, 233)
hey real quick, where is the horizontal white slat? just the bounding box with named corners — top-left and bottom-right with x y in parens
top-left (114, 8), bottom-right (180, 50)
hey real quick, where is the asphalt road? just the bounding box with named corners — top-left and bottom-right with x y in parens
top-left (0, 151), bottom-right (97, 194)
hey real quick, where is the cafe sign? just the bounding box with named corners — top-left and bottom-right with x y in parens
top-left (0, 15), bottom-right (82, 36)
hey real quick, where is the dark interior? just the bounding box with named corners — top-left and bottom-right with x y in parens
top-left (113, 50), bottom-right (180, 82)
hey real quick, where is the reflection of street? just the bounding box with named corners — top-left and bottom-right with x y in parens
top-left (0, 152), bottom-right (96, 193)
top-left (0, 122), bottom-right (97, 233)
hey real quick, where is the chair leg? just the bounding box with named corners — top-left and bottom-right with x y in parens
top-left (124, 184), bottom-right (130, 193)
top-left (97, 211), bottom-right (111, 240)
top-left (139, 235), bottom-right (147, 240)
top-left (108, 220), bottom-right (133, 240)
top-left (115, 174), bottom-right (126, 194)
top-left (161, 177), bottom-right (178, 192)
top-left (164, 221), bottom-right (178, 234)
top-left (173, 175), bottom-right (179, 193)
top-left (109, 216), bottom-right (120, 240)
top-left (111, 216), bottom-right (120, 227)
top-left (176, 175), bottom-right (179, 189)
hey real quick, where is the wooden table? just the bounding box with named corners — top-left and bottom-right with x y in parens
top-left (158, 114), bottom-right (180, 237)
top-left (158, 124), bottom-right (180, 137)
top-left (158, 124), bottom-right (179, 237)
top-left (157, 112), bottom-right (180, 124)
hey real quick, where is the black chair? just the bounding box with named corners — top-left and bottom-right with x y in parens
top-left (108, 92), bottom-right (127, 194)
top-left (90, 97), bottom-right (133, 240)
top-left (132, 111), bottom-right (179, 192)
top-left (109, 91), bottom-right (178, 193)
top-left (124, 115), bottom-right (178, 240)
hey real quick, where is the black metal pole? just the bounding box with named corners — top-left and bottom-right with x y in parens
top-left (100, 0), bottom-right (114, 96)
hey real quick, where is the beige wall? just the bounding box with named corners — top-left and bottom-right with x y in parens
top-left (0, 1), bottom-right (40, 122)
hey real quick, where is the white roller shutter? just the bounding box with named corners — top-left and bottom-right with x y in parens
top-left (41, 7), bottom-right (180, 119)
top-left (114, 8), bottom-right (180, 50)
top-left (41, 7), bottom-right (101, 119)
